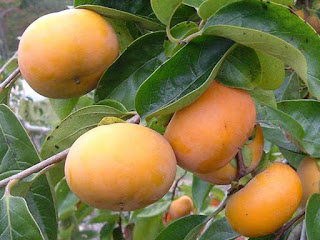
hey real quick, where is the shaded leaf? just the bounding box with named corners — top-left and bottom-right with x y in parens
top-left (247, 88), bottom-right (277, 108)
top-left (199, 217), bottom-right (239, 240)
top-left (49, 98), bottom-right (79, 120)
top-left (192, 175), bottom-right (213, 212)
top-left (133, 215), bottom-right (162, 240)
top-left (151, 0), bottom-right (182, 25)
top-left (132, 200), bottom-right (170, 219)
top-left (198, 0), bottom-right (240, 20)
top-left (94, 32), bottom-right (166, 109)
top-left (155, 215), bottom-right (207, 240)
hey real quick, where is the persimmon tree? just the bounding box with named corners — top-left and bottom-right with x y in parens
top-left (1, 0), bottom-right (320, 239)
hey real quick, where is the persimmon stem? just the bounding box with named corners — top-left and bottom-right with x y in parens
top-left (0, 115), bottom-right (140, 188)
top-left (235, 149), bottom-right (246, 180)
top-left (171, 171), bottom-right (187, 201)
top-left (4, 179), bottom-right (19, 195)
top-left (0, 67), bottom-right (20, 93)
top-left (179, 31), bottom-right (201, 44)
top-left (274, 209), bottom-right (305, 240)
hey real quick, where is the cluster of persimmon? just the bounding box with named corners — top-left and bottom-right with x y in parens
top-left (17, 8), bottom-right (320, 238)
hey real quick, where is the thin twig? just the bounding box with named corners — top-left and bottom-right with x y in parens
top-left (235, 149), bottom-right (246, 181)
top-left (0, 148), bottom-right (70, 188)
top-left (274, 209), bottom-right (305, 240)
top-left (0, 67), bottom-right (21, 93)
top-left (171, 171), bottom-right (188, 201)
top-left (179, 31), bottom-right (201, 44)
top-left (23, 122), bottom-right (51, 134)
top-left (0, 115), bottom-right (140, 188)
top-left (0, 52), bottom-right (17, 73)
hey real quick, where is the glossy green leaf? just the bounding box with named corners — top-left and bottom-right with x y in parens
top-left (0, 104), bottom-right (56, 240)
top-left (151, 0), bottom-right (182, 25)
top-left (272, 0), bottom-right (294, 6)
top-left (183, 0), bottom-right (205, 8)
top-left (217, 45), bottom-right (261, 89)
top-left (156, 215), bottom-right (207, 240)
top-left (279, 148), bottom-right (305, 169)
top-left (132, 200), bottom-right (170, 219)
top-left (256, 51), bottom-right (285, 90)
top-left (247, 88), bottom-right (277, 108)
top-left (76, 5), bottom-right (164, 31)
top-left (94, 32), bottom-right (166, 109)
top-left (74, 0), bottom-right (154, 19)
top-left (306, 193), bottom-right (320, 240)
top-left (183, 222), bottom-right (206, 240)
top-left (89, 210), bottom-right (119, 224)
top-left (192, 175), bottom-right (213, 212)
top-left (56, 178), bottom-right (79, 220)
top-left (164, 21), bottom-right (199, 58)
top-left (49, 98), bottom-right (79, 120)
top-left (275, 71), bottom-right (301, 101)
top-left (0, 194), bottom-right (45, 240)
top-left (199, 217), bottom-right (239, 240)
top-left (257, 105), bottom-right (305, 152)
top-left (278, 100), bottom-right (320, 157)
top-left (198, 0), bottom-right (239, 20)
top-left (202, 1), bottom-right (320, 97)
top-left (133, 215), bottom-right (162, 240)
top-left (40, 105), bottom-right (132, 185)
top-left (135, 36), bottom-right (235, 121)
top-left (171, 4), bottom-right (198, 26)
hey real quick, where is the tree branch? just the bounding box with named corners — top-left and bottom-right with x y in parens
top-left (0, 67), bottom-right (20, 93)
top-left (0, 115), bottom-right (140, 188)
top-left (171, 171), bottom-right (188, 201)
top-left (235, 149), bottom-right (246, 181)
top-left (274, 209), bottom-right (305, 240)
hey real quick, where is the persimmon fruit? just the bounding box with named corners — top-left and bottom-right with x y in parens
top-left (65, 123), bottom-right (177, 211)
top-left (225, 162), bottom-right (302, 237)
top-left (168, 196), bottom-right (194, 220)
top-left (18, 9), bottom-right (119, 98)
top-left (297, 157), bottom-right (320, 206)
top-left (164, 81), bottom-right (256, 174)
top-left (196, 125), bottom-right (264, 185)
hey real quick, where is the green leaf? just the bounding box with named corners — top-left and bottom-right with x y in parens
top-left (133, 215), bottom-right (162, 240)
top-left (164, 21), bottom-right (199, 58)
top-left (246, 88), bottom-right (277, 108)
top-left (95, 99), bottom-right (128, 112)
top-left (94, 32), bottom-right (167, 109)
top-left (100, 223), bottom-right (115, 240)
top-left (132, 200), bottom-right (170, 219)
top-left (151, 0), bottom-right (182, 25)
top-left (55, 178), bottom-right (79, 220)
top-left (135, 36), bottom-right (235, 121)
top-left (89, 210), bottom-right (119, 224)
top-left (306, 193), bottom-right (320, 240)
top-left (155, 215), bottom-right (207, 240)
top-left (279, 148), bottom-right (306, 169)
top-left (183, 0), bottom-right (206, 8)
top-left (217, 45), bottom-right (261, 89)
top-left (0, 104), bottom-right (57, 240)
top-left (271, 0), bottom-right (294, 6)
top-left (73, 0), bottom-right (155, 19)
top-left (40, 105), bottom-right (132, 185)
top-left (113, 227), bottom-right (124, 240)
top-left (202, 1), bottom-right (320, 97)
top-left (105, 18), bottom-right (134, 52)
top-left (192, 175), bottom-right (213, 212)
top-left (183, 222), bottom-right (206, 240)
top-left (0, 194), bottom-right (45, 240)
top-left (76, 5), bottom-right (164, 31)
top-left (49, 98), bottom-right (79, 120)
top-left (275, 71), bottom-right (301, 101)
top-left (257, 105), bottom-right (305, 152)
top-left (198, 0), bottom-right (240, 20)
top-left (256, 51), bottom-right (285, 90)
top-left (278, 100), bottom-right (320, 157)
top-left (0, 86), bottom-right (10, 105)
top-left (199, 217), bottom-right (239, 240)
